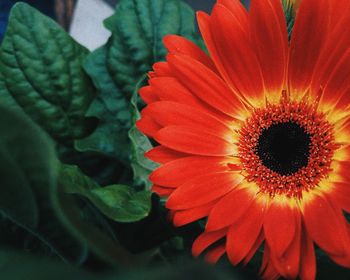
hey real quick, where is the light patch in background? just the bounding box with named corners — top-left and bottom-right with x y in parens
top-left (69, 0), bottom-right (113, 51)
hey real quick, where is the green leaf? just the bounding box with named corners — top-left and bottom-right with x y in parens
top-left (75, 46), bottom-right (132, 162)
top-left (128, 126), bottom-right (157, 189)
top-left (282, 0), bottom-right (295, 38)
top-left (61, 165), bottom-right (152, 223)
top-left (54, 164), bottom-right (150, 266)
top-left (76, 0), bottom-right (198, 161)
top-left (0, 70), bottom-right (22, 110)
top-left (104, 0), bottom-right (198, 86)
top-left (0, 104), bottom-right (87, 263)
top-left (128, 78), bottom-right (158, 189)
top-left (91, 185), bottom-right (152, 222)
top-left (0, 2), bottom-right (96, 143)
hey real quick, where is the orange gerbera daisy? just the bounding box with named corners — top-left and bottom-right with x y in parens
top-left (136, 0), bottom-right (350, 279)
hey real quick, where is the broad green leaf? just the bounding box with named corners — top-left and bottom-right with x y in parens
top-left (128, 126), bottom-right (157, 189)
top-left (54, 164), bottom-right (149, 266)
top-left (90, 185), bottom-right (152, 222)
top-left (61, 165), bottom-right (152, 222)
top-left (58, 144), bottom-right (130, 186)
top-left (104, 0), bottom-right (198, 89)
top-left (0, 2), bottom-right (96, 143)
top-left (0, 104), bottom-right (87, 263)
top-left (76, 0), bottom-right (198, 161)
top-left (0, 70), bottom-right (21, 110)
top-left (75, 46), bottom-right (132, 162)
top-left (128, 78), bottom-right (158, 189)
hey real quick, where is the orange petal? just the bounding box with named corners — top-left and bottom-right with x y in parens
top-left (141, 101), bottom-right (232, 139)
top-left (332, 182), bottom-right (350, 213)
top-left (329, 253), bottom-right (350, 269)
top-left (249, 0), bottom-right (288, 94)
top-left (151, 61), bottom-right (172, 77)
top-left (271, 215), bottom-right (301, 279)
top-left (311, 1), bottom-right (350, 94)
top-left (150, 156), bottom-right (231, 188)
top-left (192, 229), bottom-right (227, 257)
top-left (172, 200), bottom-right (218, 227)
top-left (209, 4), bottom-right (264, 102)
top-left (167, 53), bottom-right (245, 119)
top-left (205, 243), bottom-right (226, 264)
top-left (303, 194), bottom-right (349, 256)
top-left (242, 230), bottom-right (264, 265)
top-left (151, 185), bottom-right (174, 197)
top-left (206, 187), bottom-right (255, 231)
top-left (226, 200), bottom-right (266, 265)
top-left (145, 146), bottom-right (189, 164)
top-left (149, 77), bottom-right (235, 122)
top-left (337, 160), bottom-right (350, 182)
top-left (299, 226), bottom-right (316, 280)
top-left (217, 0), bottom-right (248, 29)
top-left (327, 217), bottom-right (350, 268)
top-left (163, 35), bottom-right (218, 73)
top-left (166, 172), bottom-right (242, 210)
top-left (154, 125), bottom-right (236, 156)
top-left (264, 202), bottom-right (299, 257)
top-left (288, 0), bottom-right (329, 96)
top-left (136, 114), bottom-right (162, 137)
top-left (139, 86), bottom-right (159, 104)
top-left (149, 77), bottom-right (199, 107)
top-left (329, 0), bottom-right (350, 27)
top-left (260, 244), bottom-right (281, 280)
top-left (319, 49), bottom-right (350, 110)
top-left (197, 10), bottom-right (249, 105)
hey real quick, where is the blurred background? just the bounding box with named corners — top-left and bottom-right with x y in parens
top-left (0, 0), bottom-right (251, 43)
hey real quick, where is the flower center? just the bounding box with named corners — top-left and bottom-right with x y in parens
top-left (257, 122), bottom-right (311, 176)
top-left (237, 94), bottom-right (337, 198)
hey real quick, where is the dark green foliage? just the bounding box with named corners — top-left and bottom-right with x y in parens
top-left (0, 2), bottom-right (96, 143)
top-left (53, 165), bottom-right (144, 267)
top-left (0, 105), bottom-right (87, 263)
top-left (61, 164), bottom-right (152, 223)
top-left (0, 1), bottom-right (156, 269)
top-left (0, 251), bottom-right (245, 280)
